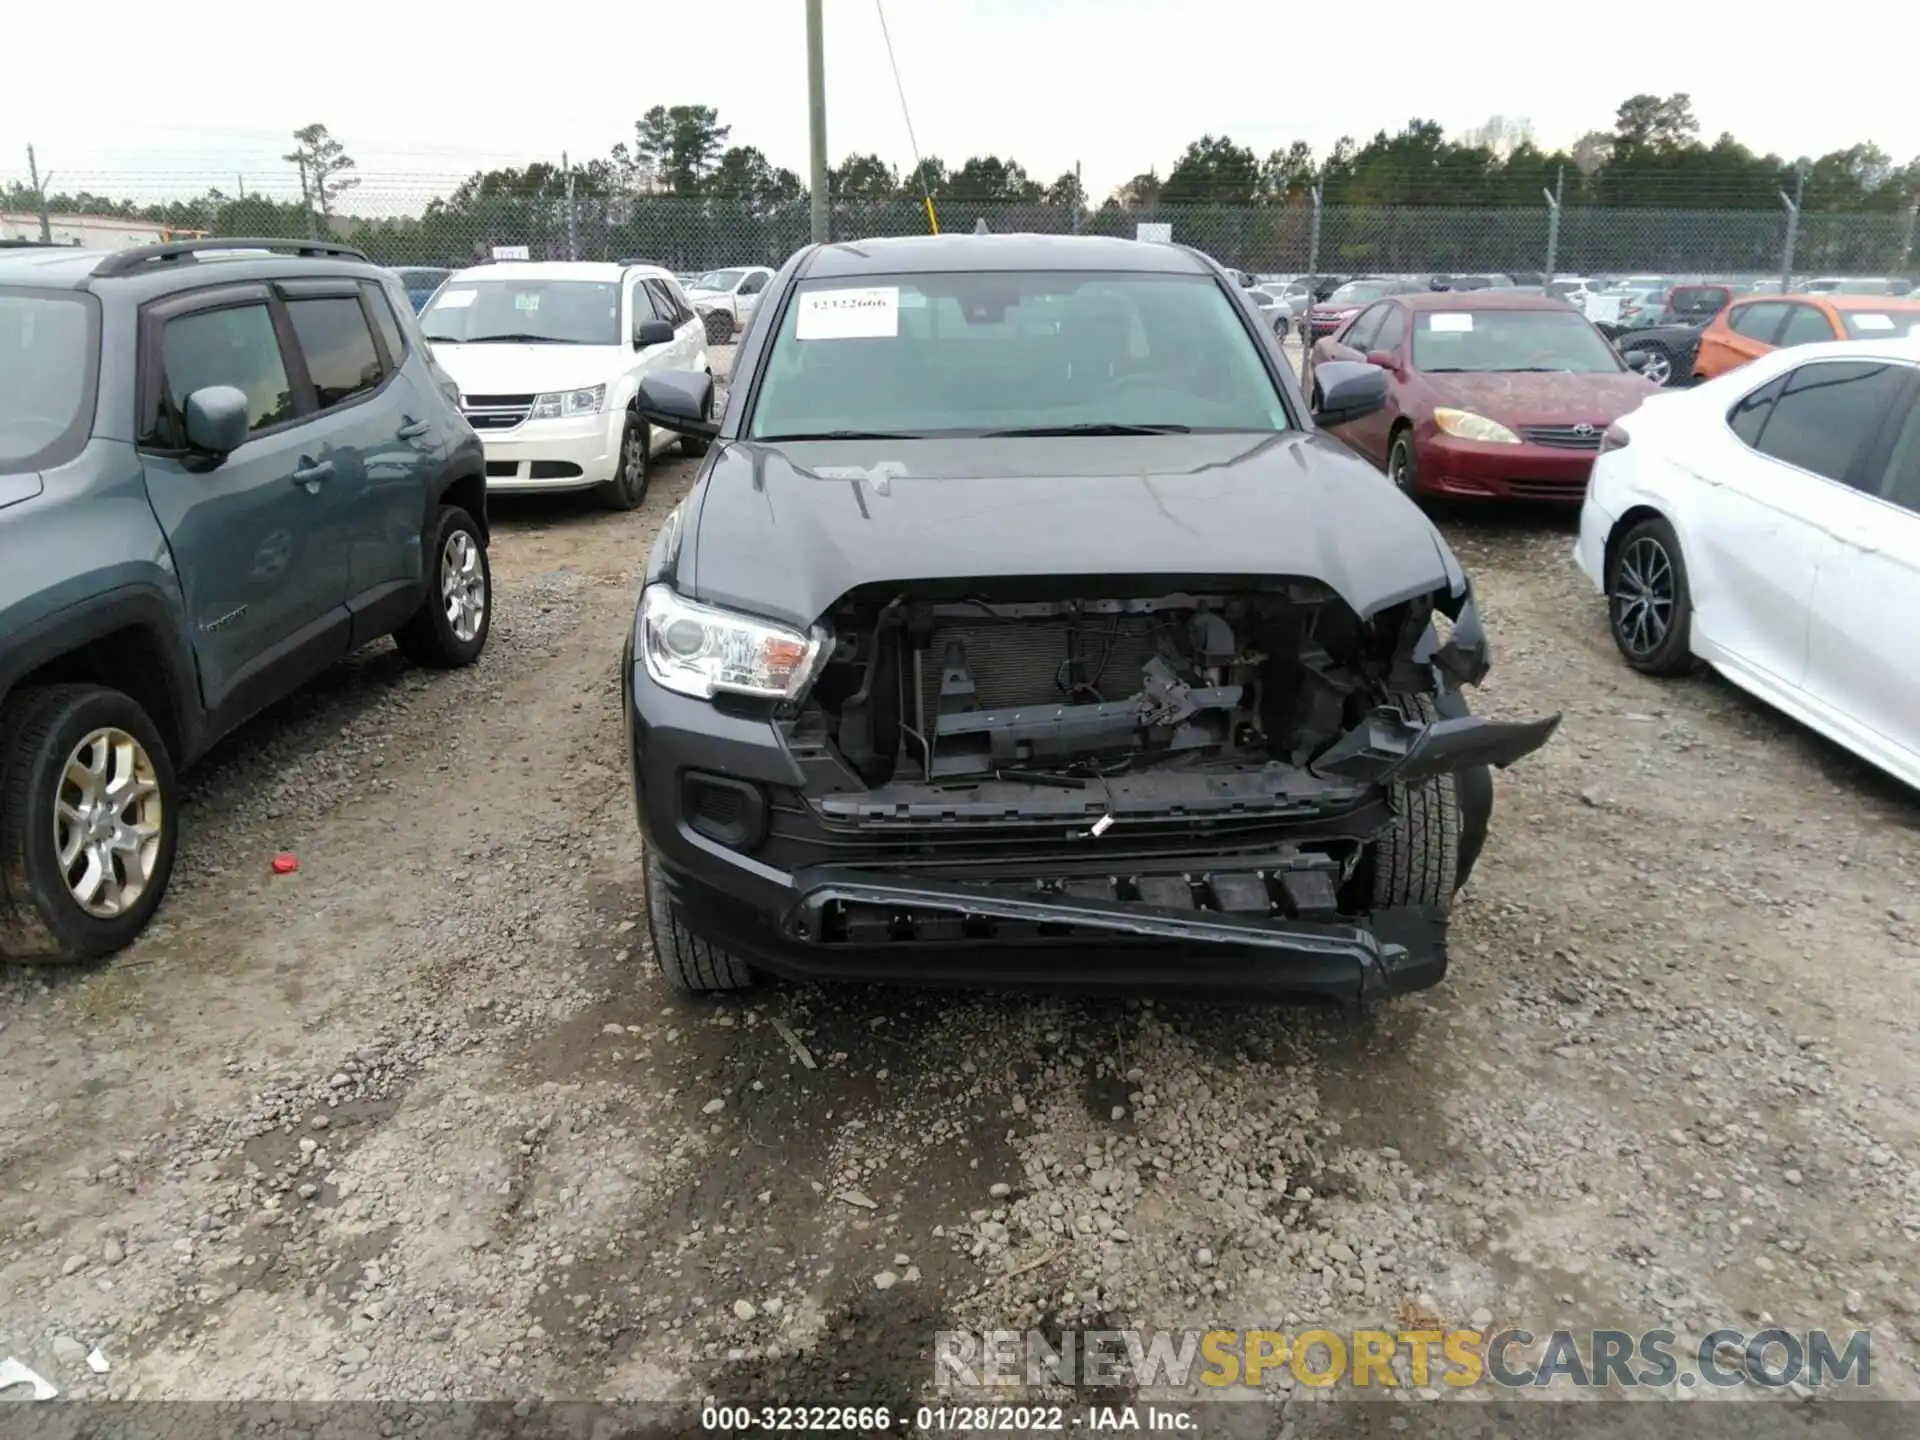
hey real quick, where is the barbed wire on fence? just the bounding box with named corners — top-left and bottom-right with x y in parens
top-left (7, 188), bottom-right (1917, 280)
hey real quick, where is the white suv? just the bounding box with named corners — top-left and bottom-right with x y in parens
top-left (682, 266), bottom-right (774, 344)
top-left (419, 261), bottom-right (710, 510)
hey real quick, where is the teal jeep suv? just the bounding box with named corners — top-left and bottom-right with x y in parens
top-left (0, 237), bottom-right (489, 963)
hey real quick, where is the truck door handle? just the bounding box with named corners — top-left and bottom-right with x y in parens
top-left (397, 418), bottom-right (432, 440)
top-left (292, 460), bottom-right (334, 490)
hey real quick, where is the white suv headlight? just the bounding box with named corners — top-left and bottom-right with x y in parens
top-left (639, 584), bottom-right (828, 701)
top-left (530, 384), bottom-right (605, 419)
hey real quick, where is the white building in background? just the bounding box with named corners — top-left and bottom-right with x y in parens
top-left (0, 212), bottom-right (204, 248)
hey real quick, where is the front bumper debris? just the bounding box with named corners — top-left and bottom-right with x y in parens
top-left (643, 839), bottom-right (1450, 1002)
top-left (784, 866), bottom-right (1443, 1001)
top-left (1312, 707), bottom-right (1562, 786)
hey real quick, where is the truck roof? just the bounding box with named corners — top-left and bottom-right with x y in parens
top-left (797, 233), bottom-right (1212, 281)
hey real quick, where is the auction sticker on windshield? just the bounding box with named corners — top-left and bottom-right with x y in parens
top-left (1428, 313), bottom-right (1474, 332)
top-left (1850, 313), bottom-right (1894, 331)
top-left (797, 286), bottom-right (900, 340)
top-left (514, 292), bottom-right (541, 312)
top-left (435, 290), bottom-right (476, 310)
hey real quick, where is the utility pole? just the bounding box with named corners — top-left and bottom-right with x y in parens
top-left (563, 151), bottom-right (578, 261)
top-left (1072, 159), bottom-right (1083, 234)
top-left (1543, 165), bottom-right (1564, 283)
top-left (26, 144), bottom-right (53, 243)
top-left (805, 0), bottom-right (829, 244)
top-left (237, 174), bottom-right (246, 201)
top-left (1778, 169), bottom-right (1805, 296)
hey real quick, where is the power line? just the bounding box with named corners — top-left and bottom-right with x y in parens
top-left (873, 0), bottom-right (938, 234)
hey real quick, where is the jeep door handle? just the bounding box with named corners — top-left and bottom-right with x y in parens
top-left (397, 419), bottom-right (432, 440)
top-left (292, 460), bottom-right (334, 490)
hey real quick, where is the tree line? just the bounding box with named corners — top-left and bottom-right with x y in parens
top-left (9, 96), bottom-right (1918, 236)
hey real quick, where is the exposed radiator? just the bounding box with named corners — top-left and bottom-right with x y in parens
top-left (916, 618), bottom-right (1173, 717)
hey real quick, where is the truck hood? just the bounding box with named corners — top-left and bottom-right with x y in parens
top-left (1425, 370), bottom-right (1658, 426)
top-left (685, 432), bottom-right (1455, 628)
top-left (427, 342), bottom-right (625, 397)
top-left (0, 471), bottom-right (43, 512)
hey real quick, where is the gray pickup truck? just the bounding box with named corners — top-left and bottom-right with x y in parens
top-left (1, 238), bottom-right (489, 963)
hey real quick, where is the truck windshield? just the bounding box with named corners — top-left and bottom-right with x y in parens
top-left (748, 271), bottom-right (1290, 440)
top-left (0, 292), bottom-right (96, 471)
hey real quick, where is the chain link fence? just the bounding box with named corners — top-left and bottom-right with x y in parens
top-left (165, 191), bottom-right (1920, 282)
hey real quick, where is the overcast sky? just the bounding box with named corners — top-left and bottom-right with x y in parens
top-left (4, 0), bottom-right (1913, 207)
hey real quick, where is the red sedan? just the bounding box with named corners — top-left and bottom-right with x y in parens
top-left (1310, 291), bottom-right (1659, 502)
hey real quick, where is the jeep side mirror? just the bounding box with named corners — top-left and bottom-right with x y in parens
top-left (634, 318), bottom-right (676, 350)
top-left (183, 385), bottom-right (251, 460)
top-left (634, 371), bottom-right (719, 440)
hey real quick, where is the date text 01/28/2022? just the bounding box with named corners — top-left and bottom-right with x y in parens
top-left (700, 1404), bottom-right (1090, 1431)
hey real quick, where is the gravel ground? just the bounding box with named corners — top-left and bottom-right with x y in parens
top-left (4, 342), bottom-right (1919, 1416)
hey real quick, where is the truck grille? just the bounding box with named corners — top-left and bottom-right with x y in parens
top-left (1518, 424), bottom-right (1604, 450)
top-left (461, 394), bottom-right (535, 432)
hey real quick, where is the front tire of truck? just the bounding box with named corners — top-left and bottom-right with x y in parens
top-left (0, 684), bottom-right (179, 963)
top-left (1370, 694), bottom-right (1461, 914)
top-left (644, 853), bottom-right (753, 995)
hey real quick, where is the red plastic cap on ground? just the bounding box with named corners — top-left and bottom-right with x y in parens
top-left (271, 854), bottom-right (300, 875)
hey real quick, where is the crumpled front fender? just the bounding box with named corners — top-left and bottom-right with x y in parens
top-left (1416, 587), bottom-right (1493, 689)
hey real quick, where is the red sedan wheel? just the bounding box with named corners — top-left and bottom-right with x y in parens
top-left (1388, 431), bottom-right (1422, 497)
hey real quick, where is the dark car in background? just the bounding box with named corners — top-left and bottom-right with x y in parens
top-left (1609, 282), bottom-right (1742, 386)
top-left (1430, 274), bottom-right (1514, 292)
top-left (617, 233), bottom-right (1557, 1001)
top-left (387, 266), bottom-right (452, 314)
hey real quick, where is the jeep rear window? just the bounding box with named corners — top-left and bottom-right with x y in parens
top-left (747, 270), bottom-right (1291, 440)
top-left (0, 290), bottom-right (98, 472)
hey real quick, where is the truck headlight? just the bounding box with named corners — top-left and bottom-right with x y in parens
top-left (530, 384), bottom-right (605, 419)
top-left (639, 584), bottom-right (828, 702)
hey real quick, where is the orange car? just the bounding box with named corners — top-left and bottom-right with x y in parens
top-left (1692, 292), bottom-right (1920, 380)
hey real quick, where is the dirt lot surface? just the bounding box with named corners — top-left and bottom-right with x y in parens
top-left (5, 352), bottom-right (1919, 1415)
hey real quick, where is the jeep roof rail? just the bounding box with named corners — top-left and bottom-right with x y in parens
top-left (91, 237), bottom-right (372, 278)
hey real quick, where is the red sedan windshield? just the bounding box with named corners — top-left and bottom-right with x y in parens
top-left (1413, 309), bottom-right (1624, 374)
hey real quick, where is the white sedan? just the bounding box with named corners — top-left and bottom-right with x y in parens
top-left (1574, 336), bottom-right (1920, 790)
top-left (683, 266), bottom-right (774, 344)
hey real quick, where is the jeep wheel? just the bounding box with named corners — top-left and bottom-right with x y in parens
top-left (0, 684), bottom-right (179, 962)
top-left (645, 854), bottom-right (752, 994)
top-left (599, 414), bottom-right (650, 511)
top-left (1370, 694), bottom-right (1461, 914)
top-left (395, 504), bottom-right (491, 668)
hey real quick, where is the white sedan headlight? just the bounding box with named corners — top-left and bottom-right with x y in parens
top-left (639, 584), bottom-right (828, 701)
top-left (1433, 407), bottom-right (1521, 445)
top-left (530, 384), bottom-right (605, 419)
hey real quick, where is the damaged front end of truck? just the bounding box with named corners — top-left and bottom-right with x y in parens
top-left (719, 569), bottom-right (1559, 1001)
